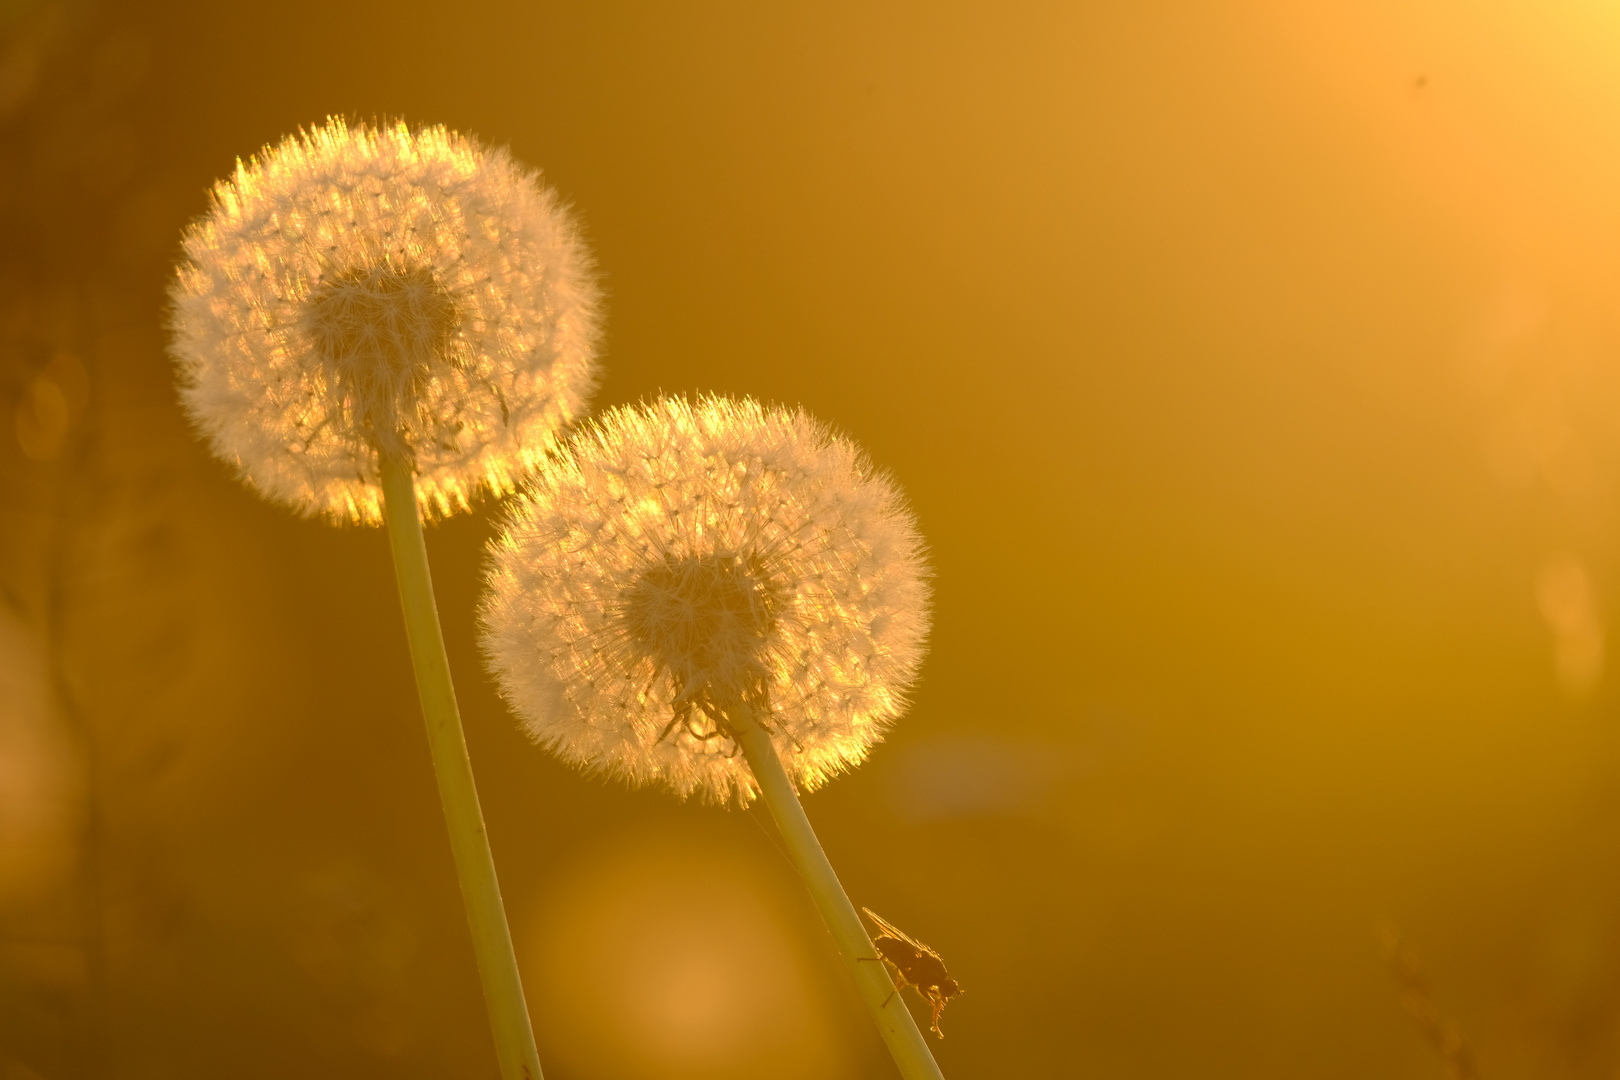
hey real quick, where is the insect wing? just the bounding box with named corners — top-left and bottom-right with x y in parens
top-left (862, 907), bottom-right (934, 955)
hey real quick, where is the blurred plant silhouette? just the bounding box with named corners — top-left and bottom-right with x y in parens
top-left (1383, 926), bottom-right (1480, 1080)
top-left (0, 2), bottom-right (190, 1075)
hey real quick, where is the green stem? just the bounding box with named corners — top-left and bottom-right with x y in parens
top-left (379, 454), bottom-right (543, 1080)
top-left (728, 703), bottom-right (946, 1080)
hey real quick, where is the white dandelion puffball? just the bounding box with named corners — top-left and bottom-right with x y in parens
top-left (169, 117), bottom-right (601, 523)
top-left (481, 396), bottom-right (931, 805)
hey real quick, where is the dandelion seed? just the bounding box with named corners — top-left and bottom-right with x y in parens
top-left (481, 395), bottom-right (931, 805)
top-left (168, 116), bottom-right (600, 522)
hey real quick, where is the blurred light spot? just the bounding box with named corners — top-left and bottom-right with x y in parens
top-left (526, 829), bottom-right (851, 1080)
top-left (13, 352), bottom-right (87, 461)
top-left (891, 735), bottom-right (1068, 821)
top-left (0, 0), bottom-right (69, 119)
top-left (0, 46), bottom-right (39, 114)
top-left (1536, 555), bottom-right (1603, 699)
top-left (15, 375), bottom-right (68, 460)
top-left (0, 605), bottom-right (83, 909)
top-left (1464, 284), bottom-right (1601, 500)
top-left (0, 41), bottom-right (40, 117)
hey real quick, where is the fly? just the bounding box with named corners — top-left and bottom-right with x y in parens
top-left (861, 907), bottom-right (963, 1038)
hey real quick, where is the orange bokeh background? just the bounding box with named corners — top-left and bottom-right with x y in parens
top-left (8, 2), bottom-right (1620, 1076)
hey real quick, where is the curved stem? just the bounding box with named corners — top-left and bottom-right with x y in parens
top-left (379, 453), bottom-right (544, 1080)
top-left (727, 703), bottom-right (946, 1080)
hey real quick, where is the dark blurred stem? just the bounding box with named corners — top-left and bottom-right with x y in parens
top-left (43, 386), bottom-right (109, 1076)
top-left (379, 453), bottom-right (544, 1080)
top-left (728, 701), bottom-right (946, 1080)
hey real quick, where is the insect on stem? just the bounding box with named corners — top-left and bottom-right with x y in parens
top-left (862, 908), bottom-right (964, 1039)
top-left (724, 698), bottom-right (946, 1080)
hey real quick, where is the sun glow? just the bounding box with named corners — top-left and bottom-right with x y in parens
top-left (525, 831), bottom-right (850, 1080)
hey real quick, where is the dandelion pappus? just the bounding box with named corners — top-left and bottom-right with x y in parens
top-left (861, 907), bottom-right (963, 1038)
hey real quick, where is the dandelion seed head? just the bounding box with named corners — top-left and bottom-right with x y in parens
top-left (480, 396), bottom-right (932, 805)
top-left (169, 117), bottom-right (601, 522)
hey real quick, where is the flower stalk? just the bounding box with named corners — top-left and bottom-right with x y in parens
top-left (380, 452), bottom-right (543, 1080)
top-left (726, 698), bottom-right (945, 1080)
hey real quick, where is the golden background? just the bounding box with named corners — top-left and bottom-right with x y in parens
top-left (5, 1), bottom-right (1620, 1076)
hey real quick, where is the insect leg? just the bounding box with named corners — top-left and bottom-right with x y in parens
top-left (656, 713), bottom-right (683, 742)
top-left (855, 956), bottom-right (900, 1007)
top-left (657, 702), bottom-right (693, 744)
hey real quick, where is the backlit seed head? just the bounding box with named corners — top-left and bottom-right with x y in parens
top-left (480, 395), bottom-right (932, 805)
top-left (169, 117), bottom-right (600, 523)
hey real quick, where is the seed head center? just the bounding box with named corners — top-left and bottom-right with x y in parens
top-left (624, 553), bottom-right (780, 697)
top-left (305, 265), bottom-right (457, 447)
